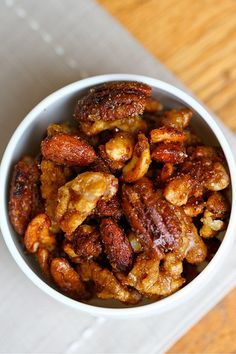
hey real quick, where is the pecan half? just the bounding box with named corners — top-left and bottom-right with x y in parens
top-left (122, 178), bottom-right (182, 252)
top-left (74, 81), bottom-right (152, 122)
top-left (41, 133), bottom-right (96, 166)
top-left (152, 142), bottom-right (187, 164)
top-left (100, 218), bottom-right (134, 272)
top-left (9, 156), bottom-right (42, 235)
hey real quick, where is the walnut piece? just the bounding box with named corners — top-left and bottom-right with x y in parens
top-left (56, 172), bottom-right (118, 235)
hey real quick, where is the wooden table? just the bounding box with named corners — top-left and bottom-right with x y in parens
top-left (99, 1), bottom-right (236, 352)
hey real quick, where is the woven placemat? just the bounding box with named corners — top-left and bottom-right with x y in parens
top-left (1, 1), bottom-right (236, 353)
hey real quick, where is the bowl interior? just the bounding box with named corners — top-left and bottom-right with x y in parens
top-left (2, 81), bottom-right (231, 309)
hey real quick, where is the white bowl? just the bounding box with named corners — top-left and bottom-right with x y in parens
top-left (0, 74), bottom-right (235, 318)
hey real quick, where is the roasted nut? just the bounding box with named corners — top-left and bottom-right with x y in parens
top-left (94, 194), bottom-right (122, 219)
top-left (100, 218), bottom-right (134, 272)
top-left (164, 156), bottom-right (230, 206)
top-left (9, 156), bottom-right (42, 235)
top-left (206, 192), bottom-right (230, 218)
top-left (160, 163), bottom-right (175, 183)
top-left (56, 172), bottom-right (118, 235)
top-left (175, 208), bottom-right (207, 264)
top-left (79, 116), bottom-right (147, 136)
top-left (72, 225), bottom-right (102, 261)
top-left (24, 214), bottom-right (56, 253)
top-left (40, 159), bottom-right (72, 231)
top-left (145, 98), bottom-right (163, 113)
top-left (79, 261), bottom-right (141, 304)
top-left (183, 197), bottom-right (205, 217)
top-left (152, 142), bottom-right (187, 164)
top-left (50, 257), bottom-right (89, 299)
top-left (122, 133), bottom-right (151, 182)
top-left (98, 132), bottom-right (134, 171)
top-left (160, 108), bottom-right (193, 130)
top-left (74, 81), bottom-right (151, 123)
top-left (36, 248), bottom-right (51, 277)
top-left (118, 250), bottom-right (185, 298)
top-left (122, 178), bottom-right (182, 252)
top-left (200, 192), bottom-right (229, 238)
top-left (150, 127), bottom-right (186, 143)
top-left (41, 133), bottom-right (96, 166)
top-left (47, 122), bottom-right (79, 137)
top-left (200, 210), bottom-right (225, 238)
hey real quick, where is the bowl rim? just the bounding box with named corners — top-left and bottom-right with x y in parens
top-left (1, 73), bottom-right (236, 318)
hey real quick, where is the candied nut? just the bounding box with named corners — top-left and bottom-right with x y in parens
top-left (40, 159), bottom-right (72, 231)
top-left (94, 194), bottom-right (123, 219)
top-left (122, 133), bottom-right (151, 182)
top-left (163, 174), bottom-right (193, 206)
top-left (72, 225), bottom-right (102, 261)
top-left (74, 81), bottom-right (151, 123)
top-left (206, 192), bottom-right (230, 218)
top-left (56, 172), bottom-right (118, 235)
top-left (150, 127), bottom-right (186, 143)
top-left (100, 218), bottom-right (134, 272)
top-left (41, 133), bottom-right (96, 166)
top-left (99, 132), bottom-right (134, 171)
top-left (145, 98), bottom-right (163, 113)
top-left (160, 163), bottom-right (175, 183)
top-left (118, 250), bottom-right (185, 298)
top-left (164, 155), bottom-right (230, 206)
top-left (160, 108), bottom-right (193, 130)
top-left (79, 261), bottom-right (141, 304)
top-left (190, 146), bottom-right (221, 159)
top-left (175, 208), bottom-right (207, 264)
top-left (152, 142), bottom-right (187, 164)
top-left (205, 162), bottom-right (230, 191)
top-left (63, 241), bottom-right (81, 263)
top-left (200, 210), bottom-right (225, 238)
top-left (47, 122), bottom-right (79, 137)
top-left (36, 248), bottom-right (51, 277)
top-left (200, 192), bottom-right (229, 238)
top-left (122, 178), bottom-right (182, 252)
top-left (80, 116), bottom-right (147, 136)
top-left (183, 197), bottom-right (205, 217)
top-left (9, 156), bottom-right (42, 235)
top-left (24, 214), bottom-right (56, 253)
top-left (50, 257), bottom-right (89, 299)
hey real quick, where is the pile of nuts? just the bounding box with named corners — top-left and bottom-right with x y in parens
top-left (9, 81), bottom-right (230, 304)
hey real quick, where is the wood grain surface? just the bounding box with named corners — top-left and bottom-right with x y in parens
top-left (99, 0), bottom-right (236, 352)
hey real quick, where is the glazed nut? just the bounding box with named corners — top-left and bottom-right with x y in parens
top-left (122, 179), bottom-right (182, 252)
top-left (72, 225), bottom-right (102, 261)
top-left (100, 218), bottom-right (134, 272)
top-left (160, 108), bottom-right (193, 130)
top-left (74, 81), bottom-right (152, 122)
top-left (79, 261), bottom-right (141, 304)
top-left (41, 133), bottom-right (96, 166)
top-left (24, 213), bottom-right (56, 253)
top-left (144, 97), bottom-right (163, 113)
top-left (9, 156), bottom-right (42, 235)
top-left (152, 142), bottom-right (187, 164)
top-left (50, 257), bottom-right (89, 299)
top-left (150, 127), bottom-right (186, 143)
top-left (105, 132), bottom-right (134, 163)
top-left (79, 116), bottom-right (147, 136)
top-left (56, 171), bottom-right (118, 235)
top-left (122, 133), bottom-right (151, 182)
